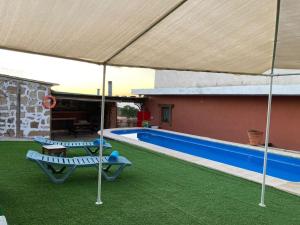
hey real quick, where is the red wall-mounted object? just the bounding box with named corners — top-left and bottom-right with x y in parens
top-left (137, 111), bottom-right (151, 127)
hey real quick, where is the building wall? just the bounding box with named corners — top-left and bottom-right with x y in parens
top-left (19, 82), bottom-right (51, 137)
top-left (0, 77), bottom-right (51, 138)
top-left (145, 95), bottom-right (300, 151)
top-left (109, 103), bottom-right (118, 128)
top-left (155, 70), bottom-right (300, 88)
top-left (0, 80), bottom-right (17, 136)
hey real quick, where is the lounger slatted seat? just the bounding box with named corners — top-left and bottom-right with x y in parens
top-left (34, 137), bottom-right (112, 156)
top-left (26, 150), bottom-right (132, 184)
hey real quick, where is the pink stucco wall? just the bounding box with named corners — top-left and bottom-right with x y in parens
top-left (145, 95), bottom-right (300, 151)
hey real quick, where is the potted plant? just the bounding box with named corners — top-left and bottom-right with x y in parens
top-left (247, 129), bottom-right (263, 146)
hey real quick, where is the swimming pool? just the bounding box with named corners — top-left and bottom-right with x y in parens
top-left (112, 129), bottom-right (300, 182)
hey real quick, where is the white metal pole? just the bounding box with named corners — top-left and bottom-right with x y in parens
top-left (259, 74), bottom-right (274, 208)
top-left (259, 0), bottom-right (280, 208)
top-left (96, 64), bottom-right (107, 205)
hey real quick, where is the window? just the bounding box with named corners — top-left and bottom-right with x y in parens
top-left (160, 104), bottom-right (173, 125)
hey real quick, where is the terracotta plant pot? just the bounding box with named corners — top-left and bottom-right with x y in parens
top-left (247, 129), bottom-right (263, 146)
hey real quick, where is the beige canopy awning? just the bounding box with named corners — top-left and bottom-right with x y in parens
top-left (0, 0), bottom-right (298, 74)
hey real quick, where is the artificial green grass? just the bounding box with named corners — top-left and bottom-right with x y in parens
top-left (0, 141), bottom-right (299, 225)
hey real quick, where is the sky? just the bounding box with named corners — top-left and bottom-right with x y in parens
top-left (0, 49), bottom-right (154, 96)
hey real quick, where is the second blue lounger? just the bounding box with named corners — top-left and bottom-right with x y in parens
top-left (34, 137), bottom-right (112, 155)
top-left (26, 150), bottom-right (132, 183)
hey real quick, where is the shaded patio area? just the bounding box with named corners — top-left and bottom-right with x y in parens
top-left (1, 0), bottom-right (300, 210)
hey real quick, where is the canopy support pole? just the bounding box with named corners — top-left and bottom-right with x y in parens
top-left (259, 74), bottom-right (274, 208)
top-left (96, 64), bottom-right (107, 205)
top-left (259, 0), bottom-right (281, 208)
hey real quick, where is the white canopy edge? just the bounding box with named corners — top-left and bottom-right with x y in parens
top-left (0, 0), bottom-right (298, 75)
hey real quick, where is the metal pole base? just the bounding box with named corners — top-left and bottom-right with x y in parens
top-left (95, 201), bottom-right (103, 205)
top-left (259, 203), bottom-right (266, 208)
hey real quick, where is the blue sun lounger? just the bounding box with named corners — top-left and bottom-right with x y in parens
top-left (34, 137), bottom-right (112, 156)
top-left (26, 150), bottom-right (132, 184)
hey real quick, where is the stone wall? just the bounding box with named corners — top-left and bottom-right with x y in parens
top-left (0, 77), bottom-right (52, 138)
top-left (19, 82), bottom-right (51, 137)
top-left (0, 80), bottom-right (17, 137)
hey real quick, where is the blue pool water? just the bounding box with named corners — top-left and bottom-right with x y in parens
top-left (112, 129), bottom-right (300, 182)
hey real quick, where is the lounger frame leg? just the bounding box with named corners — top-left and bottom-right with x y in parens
top-left (36, 161), bottom-right (77, 184)
top-left (48, 165), bottom-right (67, 174)
top-left (101, 164), bottom-right (127, 181)
top-left (103, 165), bottom-right (112, 172)
top-left (84, 147), bottom-right (99, 156)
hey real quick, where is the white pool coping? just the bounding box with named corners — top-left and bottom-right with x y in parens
top-left (104, 127), bottom-right (300, 197)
